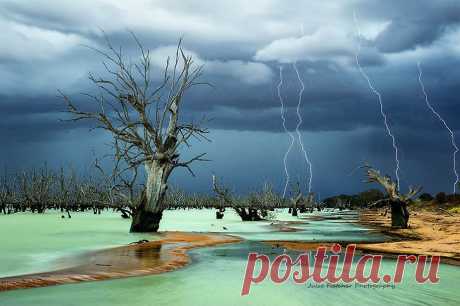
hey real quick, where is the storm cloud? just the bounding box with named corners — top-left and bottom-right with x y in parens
top-left (1, 0), bottom-right (459, 196)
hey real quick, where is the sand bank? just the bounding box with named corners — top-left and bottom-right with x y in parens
top-left (0, 232), bottom-right (241, 292)
top-left (356, 209), bottom-right (460, 265)
top-left (263, 209), bottom-right (460, 266)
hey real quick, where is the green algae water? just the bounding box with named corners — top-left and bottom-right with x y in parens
top-left (0, 209), bottom-right (459, 306)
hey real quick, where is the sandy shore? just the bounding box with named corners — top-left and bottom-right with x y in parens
top-left (263, 209), bottom-right (460, 266)
top-left (357, 209), bottom-right (460, 265)
top-left (0, 232), bottom-right (241, 292)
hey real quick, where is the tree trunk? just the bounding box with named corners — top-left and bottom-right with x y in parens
top-left (216, 208), bottom-right (225, 219)
top-left (130, 161), bottom-right (171, 232)
top-left (235, 208), bottom-right (264, 221)
top-left (390, 200), bottom-right (409, 228)
top-left (131, 201), bottom-right (163, 232)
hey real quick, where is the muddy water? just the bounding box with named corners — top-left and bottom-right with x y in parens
top-left (0, 209), bottom-right (458, 306)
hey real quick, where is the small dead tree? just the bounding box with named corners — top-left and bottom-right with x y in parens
top-left (61, 35), bottom-right (209, 232)
top-left (364, 165), bottom-right (421, 228)
top-left (289, 183), bottom-right (302, 216)
top-left (20, 166), bottom-right (54, 213)
top-left (212, 175), bottom-right (243, 218)
top-left (55, 167), bottom-right (74, 218)
top-left (212, 176), bottom-right (281, 221)
top-left (288, 182), bottom-right (316, 215)
top-left (0, 170), bottom-right (13, 214)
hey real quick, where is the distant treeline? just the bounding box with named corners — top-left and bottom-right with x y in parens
top-left (0, 165), bottom-right (301, 218)
top-left (4, 165), bottom-right (444, 218)
top-left (323, 189), bottom-right (460, 209)
top-left (0, 166), bottom-right (126, 216)
top-left (323, 189), bottom-right (385, 209)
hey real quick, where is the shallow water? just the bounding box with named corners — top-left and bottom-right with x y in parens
top-left (0, 211), bottom-right (152, 277)
top-left (161, 209), bottom-right (386, 242)
top-left (0, 209), bottom-right (458, 306)
top-left (2, 242), bottom-right (458, 306)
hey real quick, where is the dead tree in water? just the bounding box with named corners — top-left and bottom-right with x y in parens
top-left (288, 182), bottom-right (318, 216)
top-left (0, 171), bottom-right (15, 214)
top-left (289, 183), bottom-right (302, 216)
top-left (55, 167), bottom-right (74, 218)
top-left (20, 167), bottom-right (54, 213)
top-left (61, 35), bottom-right (209, 232)
top-left (364, 165), bottom-right (421, 228)
top-left (212, 175), bottom-right (263, 221)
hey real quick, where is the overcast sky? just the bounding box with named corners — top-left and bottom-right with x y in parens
top-left (1, 0), bottom-right (460, 197)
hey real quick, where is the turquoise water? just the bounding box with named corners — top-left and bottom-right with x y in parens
top-left (0, 211), bottom-right (153, 277)
top-left (0, 209), bottom-right (458, 306)
top-left (160, 209), bottom-right (386, 242)
top-left (1, 242), bottom-right (458, 306)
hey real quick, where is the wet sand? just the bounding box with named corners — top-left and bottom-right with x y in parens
top-left (0, 232), bottom-right (241, 292)
top-left (268, 221), bottom-right (305, 232)
top-left (357, 209), bottom-right (460, 265)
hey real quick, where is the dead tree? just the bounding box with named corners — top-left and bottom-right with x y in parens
top-left (305, 192), bottom-right (317, 212)
top-left (212, 176), bottom-right (281, 221)
top-left (20, 166), bottom-right (54, 213)
top-left (55, 167), bottom-right (74, 218)
top-left (253, 182), bottom-right (283, 211)
top-left (0, 171), bottom-right (13, 214)
top-left (364, 165), bottom-right (421, 228)
top-left (288, 182), bottom-right (317, 215)
top-left (212, 175), bottom-right (261, 221)
top-left (61, 35), bottom-right (209, 232)
top-left (289, 183), bottom-right (302, 216)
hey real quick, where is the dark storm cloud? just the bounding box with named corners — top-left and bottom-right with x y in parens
top-left (358, 0), bottom-right (460, 53)
top-left (1, 0), bottom-right (459, 195)
top-left (185, 55), bottom-right (460, 134)
top-left (0, 95), bottom-right (61, 116)
top-left (0, 95), bottom-right (98, 143)
top-left (376, 20), bottom-right (448, 53)
top-left (0, 112), bottom-right (89, 144)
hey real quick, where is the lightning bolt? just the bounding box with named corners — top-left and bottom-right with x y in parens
top-left (292, 62), bottom-right (313, 193)
top-left (278, 66), bottom-right (296, 197)
top-left (353, 11), bottom-right (401, 191)
top-left (417, 61), bottom-right (459, 193)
